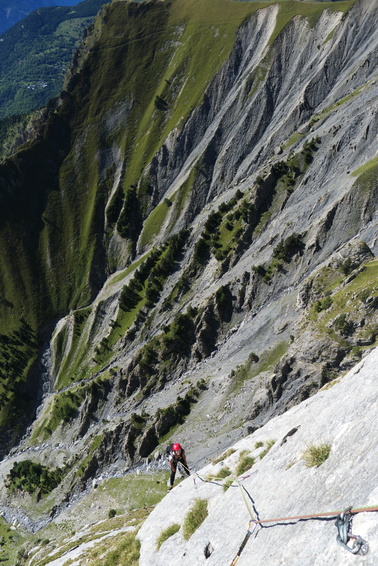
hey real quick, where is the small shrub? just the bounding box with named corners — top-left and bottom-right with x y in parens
top-left (272, 233), bottom-right (303, 262)
top-left (252, 264), bottom-right (266, 277)
top-left (183, 499), bottom-right (208, 540)
top-left (339, 258), bottom-right (353, 276)
top-left (314, 296), bottom-right (333, 312)
top-left (235, 450), bottom-right (255, 476)
top-left (206, 466), bottom-right (232, 483)
top-left (156, 524), bottom-right (180, 549)
top-left (108, 509), bottom-right (117, 519)
top-left (302, 442), bottom-right (331, 468)
top-left (333, 313), bottom-right (353, 335)
top-left (193, 237), bottom-right (210, 266)
top-left (223, 477), bottom-right (234, 491)
top-left (217, 467), bottom-right (232, 479)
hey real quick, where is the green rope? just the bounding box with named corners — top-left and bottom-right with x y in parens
top-left (237, 480), bottom-right (255, 521)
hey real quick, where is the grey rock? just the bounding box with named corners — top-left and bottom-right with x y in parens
top-left (138, 347), bottom-right (378, 566)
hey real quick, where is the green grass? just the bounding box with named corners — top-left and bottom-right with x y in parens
top-left (282, 131), bottom-right (304, 149)
top-left (235, 450), bottom-right (255, 476)
top-left (206, 466), bottom-right (233, 483)
top-left (183, 498), bottom-right (208, 540)
top-left (229, 341), bottom-right (289, 392)
top-left (101, 472), bottom-right (169, 510)
top-left (0, 0), bottom-right (358, 454)
top-left (52, 306), bottom-right (92, 389)
top-left (78, 0), bottom-right (355, 196)
top-left (167, 168), bottom-right (198, 231)
top-left (216, 216), bottom-right (243, 259)
top-left (92, 531), bottom-right (141, 566)
top-left (22, 472), bottom-right (168, 566)
top-left (310, 82), bottom-right (369, 128)
top-left (106, 252), bottom-right (153, 287)
top-left (351, 155), bottom-right (378, 180)
top-left (0, 516), bottom-right (26, 566)
top-left (77, 434), bottom-right (104, 477)
top-left (302, 442), bottom-right (331, 467)
top-left (140, 196), bottom-right (175, 247)
top-left (156, 524), bottom-right (181, 550)
top-left (32, 387), bottom-right (86, 439)
top-left (62, 530), bottom-right (140, 566)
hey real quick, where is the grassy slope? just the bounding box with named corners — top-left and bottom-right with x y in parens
top-left (0, 471), bottom-right (167, 566)
top-left (0, 0), bottom-right (356, 445)
top-left (81, 0), bottom-right (355, 190)
top-left (37, 0), bottom-right (356, 385)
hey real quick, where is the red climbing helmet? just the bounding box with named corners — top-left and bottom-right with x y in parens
top-left (172, 443), bottom-right (182, 452)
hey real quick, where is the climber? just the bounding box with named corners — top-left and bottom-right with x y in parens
top-left (166, 443), bottom-right (190, 490)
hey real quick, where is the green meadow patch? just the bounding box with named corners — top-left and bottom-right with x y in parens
top-left (229, 341), bottom-right (289, 393)
top-left (140, 195), bottom-right (176, 247)
top-left (351, 155), bottom-right (378, 189)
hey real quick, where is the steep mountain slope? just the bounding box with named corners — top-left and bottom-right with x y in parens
top-left (0, 0), bottom-right (377, 561)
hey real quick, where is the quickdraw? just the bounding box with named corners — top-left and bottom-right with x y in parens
top-left (229, 521), bottom-right (257, 566)
top-left (335, 507), bottom-right (369, 555)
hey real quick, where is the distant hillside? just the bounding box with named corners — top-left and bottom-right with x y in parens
top-left (0, 0), bottom-right (84, 35)
top-left (0, 0), bottom-right (111, 120)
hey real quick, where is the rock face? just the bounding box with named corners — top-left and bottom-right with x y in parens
top-left (0, 0), bottom-right (378, 532)
top-left (138, 346), bottom-right (378, 566)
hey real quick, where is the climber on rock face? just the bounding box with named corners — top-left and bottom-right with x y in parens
top-left (167, 443), bottom-right (190, 490)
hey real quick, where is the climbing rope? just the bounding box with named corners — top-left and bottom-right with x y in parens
top-left (229, 521), bottom-right (257, 566)
top-left (227, 482), bottom-right (260, 565)
top-left (228, 478), bottom-right (378, 563)
top-left (249, 504), bottom-right (378, 525)
top-left (183, 462), bottom-right (378, 559)
top-left (191, 468), bottom-right (256, 489)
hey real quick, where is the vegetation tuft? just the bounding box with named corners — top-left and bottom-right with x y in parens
top-left (156, 524), bottom-right (180, 550)
top-left (183, 499), bottom-right (208, 540)
top-left (235, 450), bottom-right (255, 476)
top-left (302, 442), bottom-right (331, 468)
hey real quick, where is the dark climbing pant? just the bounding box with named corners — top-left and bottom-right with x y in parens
top-left (170, 460), bottom-right (190, 487)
